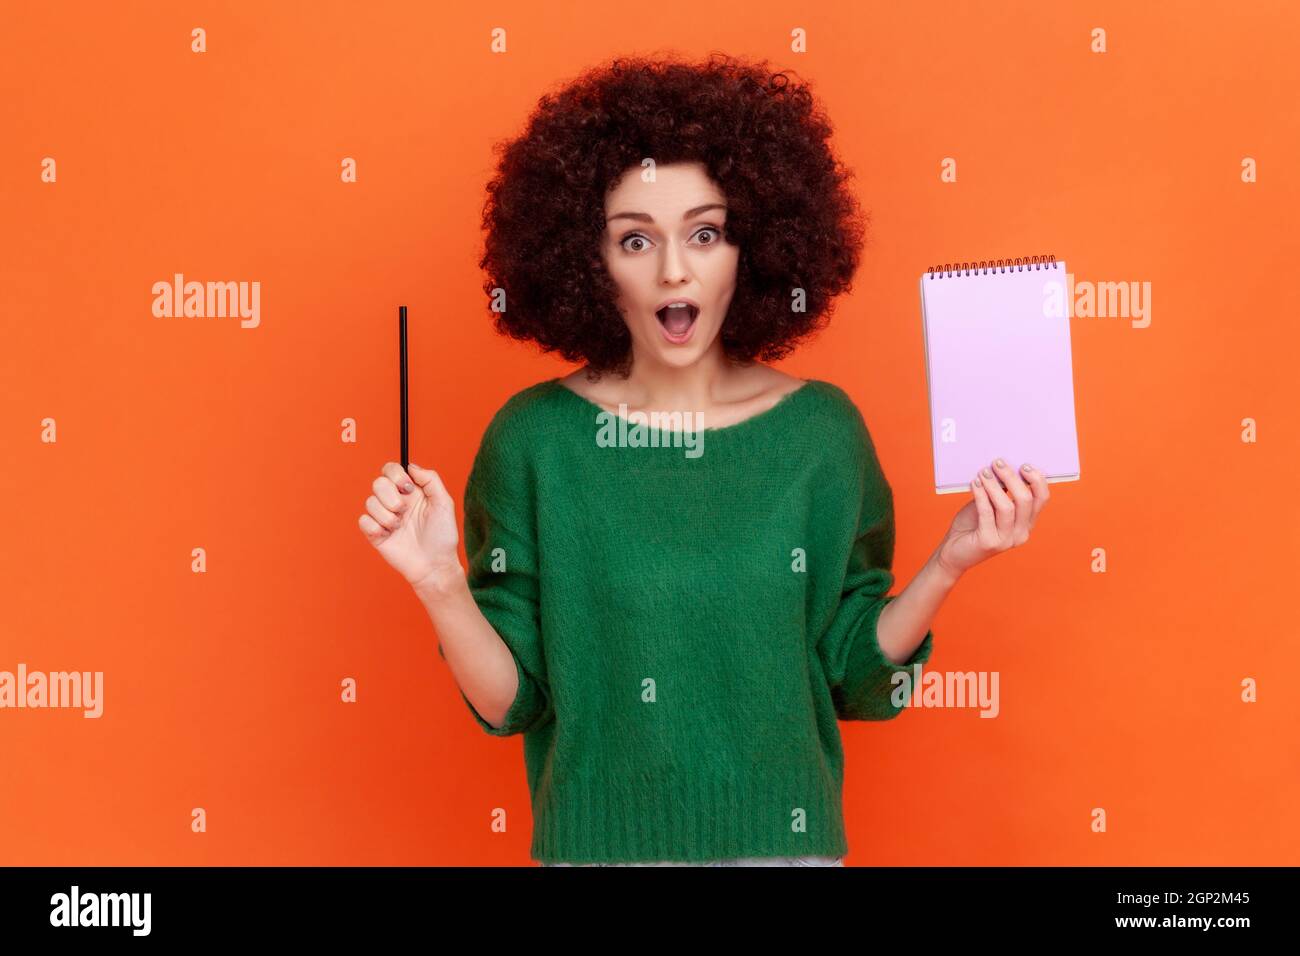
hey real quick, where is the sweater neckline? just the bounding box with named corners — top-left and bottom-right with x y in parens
top-left (548, 376), bottom-right (816, 436)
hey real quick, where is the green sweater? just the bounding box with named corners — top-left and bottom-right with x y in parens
top-left (439, 377), bottom-right (935, 864)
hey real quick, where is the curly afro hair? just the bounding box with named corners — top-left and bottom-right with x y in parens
top-left (478, 52), bottom-right (868, 378)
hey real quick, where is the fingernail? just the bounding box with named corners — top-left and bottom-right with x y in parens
top-left (403, 482), bottom-right (413, 492)
top-left (1022, 463), bottom-right (1033, 473)
top-left (982, 467), bottom-right (993, 477)
top-left (994, 458), bottom-right (1004, 468)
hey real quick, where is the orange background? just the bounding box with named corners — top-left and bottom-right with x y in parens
top-left (2, 0), bottom-right (1296, 866)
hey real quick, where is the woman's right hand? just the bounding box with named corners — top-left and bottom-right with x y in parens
top-left (358, 462), bottom-right (463, 592)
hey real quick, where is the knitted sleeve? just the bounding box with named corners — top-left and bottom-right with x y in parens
top-left (442, 408), bottom-right (554, 737)
top-left (816, 410), bottom-right (934, 721)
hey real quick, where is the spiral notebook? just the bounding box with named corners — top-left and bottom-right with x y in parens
top-left (918, 254), bottom-right (1081, 495)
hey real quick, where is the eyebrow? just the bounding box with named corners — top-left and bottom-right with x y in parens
top-left (605, 203), bottom-right (727, 225)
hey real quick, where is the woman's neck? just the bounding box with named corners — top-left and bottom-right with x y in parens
top-left (598, 344), bottom-right (759, 411)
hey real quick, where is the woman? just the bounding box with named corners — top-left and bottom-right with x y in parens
top-left (358, 54), bottom-right (1049, 866)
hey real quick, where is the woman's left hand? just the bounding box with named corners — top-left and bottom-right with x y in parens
top-left (936, 458), bottom-right (1050, 581)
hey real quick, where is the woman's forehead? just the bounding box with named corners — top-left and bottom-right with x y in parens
top-left (604, 162), bottom-right (725, 218)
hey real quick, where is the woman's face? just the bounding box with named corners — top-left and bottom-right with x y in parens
top-left (600, 161), bottom-right (739, 370)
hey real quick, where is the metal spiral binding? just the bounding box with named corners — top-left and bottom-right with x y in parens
top-left (925, 254), bottom-right (1058, 279)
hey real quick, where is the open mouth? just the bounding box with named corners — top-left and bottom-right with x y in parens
top-left (655, 303), bottom-right (699, 339)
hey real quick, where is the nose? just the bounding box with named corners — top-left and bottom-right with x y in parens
top-left (658, 238), bottom-right (691, 285)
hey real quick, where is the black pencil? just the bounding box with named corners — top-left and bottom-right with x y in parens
top-left (399, 305), bottom-right (408, 473)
